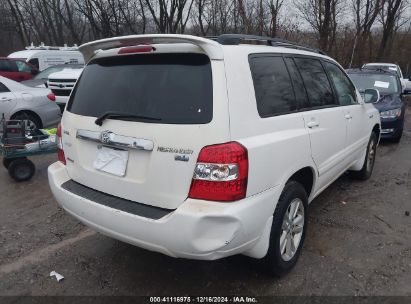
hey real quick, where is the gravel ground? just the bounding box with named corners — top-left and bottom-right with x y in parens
top-left (0, 106), bottom-right (410, 297)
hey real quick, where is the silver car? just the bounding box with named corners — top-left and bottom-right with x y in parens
top-left (0, 75), bottom-right (60, 129)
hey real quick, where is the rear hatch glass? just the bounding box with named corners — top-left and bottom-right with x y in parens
top-left (67, 53), bottom-right (212, 124)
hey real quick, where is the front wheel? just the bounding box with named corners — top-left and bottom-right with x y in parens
top-left (259, 181), bottom-right (308, 276)
top-left (350, 132), bottom-right (377, 180)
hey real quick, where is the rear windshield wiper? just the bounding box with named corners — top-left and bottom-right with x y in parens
top-left (95, 112), bottom-right (162, 126)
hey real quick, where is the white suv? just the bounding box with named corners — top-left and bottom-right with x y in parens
top-left (48, 34), bottom-right (380, 275)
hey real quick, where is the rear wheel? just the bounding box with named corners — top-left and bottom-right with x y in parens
top-left (350, 132), bottom-right (377, 180)
top-left (3, 157), bottom-right (23, 169)
top-left (259, 181), bottom-right (308, 276)
top-left (11, 112), bottom-right (42, 130)
top-left (8, 158), bottom-right (35, 182)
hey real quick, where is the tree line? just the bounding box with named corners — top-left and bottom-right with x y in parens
top-left (0, 0), bottom-right (410, 72)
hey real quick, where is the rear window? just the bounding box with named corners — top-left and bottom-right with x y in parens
top-left (67, 53), bottom-right (213, 124)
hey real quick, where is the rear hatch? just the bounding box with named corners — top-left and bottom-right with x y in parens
top-left (61, 51), bottom-right (229, 210)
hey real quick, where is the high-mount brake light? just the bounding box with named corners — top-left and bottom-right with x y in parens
top-left (56, 123), bottom-right (66, 165)
top-left (188, 142), bottom-right (248, 202)
top-left (118, 45), bottom-right (155, 54)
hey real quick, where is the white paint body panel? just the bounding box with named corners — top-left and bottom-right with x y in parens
top-left (48, 35), bottom-right (380, 260)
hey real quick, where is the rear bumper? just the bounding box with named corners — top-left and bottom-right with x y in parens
top-left (48, 162), bottom-right (279, 260)
top-left (38, 105), bottom-right (61, 128)
top-left (55, 96), bottom-right (69, 112)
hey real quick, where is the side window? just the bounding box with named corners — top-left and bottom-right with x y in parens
top-left (28, 58), bottom-right (39, 70)
top-left (294, 57), bottom-right (336, 108)
top-left (324, 61), bottom-right (357, 105)
top-left (0, 60), bottom-right (18, 72)
top-left (249, 56), bottom-right (297, 117)
top-left (16, 61), bottom-right (32, 73)
top-left (284, 57), bottom-right (310, 109)
top-left (0, 82), bottom-right (9, 93)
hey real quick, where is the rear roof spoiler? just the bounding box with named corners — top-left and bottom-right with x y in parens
top-left (79, 34), bottom-right (224, 62)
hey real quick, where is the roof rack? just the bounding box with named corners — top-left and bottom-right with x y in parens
top-left (25, 42), bottom-right (79, 51)
top-left (208, 34), bottom-right (326, 55)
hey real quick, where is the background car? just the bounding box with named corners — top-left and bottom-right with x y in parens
top-left (21, 64), bottom-right (84, 88)
top-left (8, 44), bottom-right (85, 71)
top-left (47, 67), bottom-right (84, 112)
top-left (362, 62), bottom-right (411, 93)
top-left (0, 75), bottom-right (61, 129)
top-left (0, 57), bottom-right (39, 82)
top-left (347, 68), bottom-right (406, 142)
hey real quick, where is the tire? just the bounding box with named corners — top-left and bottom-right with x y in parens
top-left (3, 157), bottom-right (24, 169)
top-left (350, 132), bottom-right (377, 180)
top-left (11, 112), bottom-right (42, 130)
top-left (259, 181), bottom-right (308, 277)
top-left (8, 158), bottom-right (35, 182)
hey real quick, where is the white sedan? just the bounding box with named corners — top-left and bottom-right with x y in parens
top-left (0, 75), bottom-right (61, 129)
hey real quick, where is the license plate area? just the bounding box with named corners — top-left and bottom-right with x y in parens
top-left (93, 145), bottom-right (129, 177)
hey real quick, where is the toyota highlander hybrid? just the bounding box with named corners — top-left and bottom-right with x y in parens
top-left (48, 34), bottom-right (381, 276)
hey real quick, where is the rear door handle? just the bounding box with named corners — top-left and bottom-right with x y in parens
top-left (344, 114), bottom-right (352, 120)
top-left (1, 97), bottom-right (11, 102)
top-left (307, 120), bottom-right (320, 128)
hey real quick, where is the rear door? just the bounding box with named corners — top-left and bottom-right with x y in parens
top-left (0, 81), bottom-right (17, 117)
top-left (61, 52), bottom-right (229, 210)
top-left (289, 56), bottom-right (348, 191)
top-left (15, 60), bottom-right (35, 81)
top-left (0, 59), bottom-right (20, 81)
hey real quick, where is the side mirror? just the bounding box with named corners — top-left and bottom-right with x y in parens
top-left (31, 69), bottom-right (39, 76)
top-left (363, 88), bottom-right (380, 103)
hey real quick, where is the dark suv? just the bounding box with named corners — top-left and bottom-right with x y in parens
top-left (347, 68), bottom-right (407, 142)
top-left (0, 58), bottom-right (38, 82)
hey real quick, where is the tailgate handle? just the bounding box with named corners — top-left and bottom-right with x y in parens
top-left (76, 129), bottom-right (154, 151)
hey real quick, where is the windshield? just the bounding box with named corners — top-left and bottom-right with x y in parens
top-left (67, 53), bottom-right (213, 124)
top-left (35, 66), bottom-right (66, 80)
top-left (347, 73), bottom-right (400, 94)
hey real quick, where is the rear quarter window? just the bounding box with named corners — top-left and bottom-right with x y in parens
top-left (67, 53), bottom-right (213, 124)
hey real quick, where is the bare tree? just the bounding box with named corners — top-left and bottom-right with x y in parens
top-left (377, 0), bottom-right (409, 60)
top-left (267, 0), bottom-right (285, 37)
top-left (295, 0), bottom-right (343, 53)
top-left (351, 0), bottom-right (385, 65)
top-left (145, 0), bottom-right (194, 33)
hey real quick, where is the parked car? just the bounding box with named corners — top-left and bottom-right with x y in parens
top-left (0, 57), bottom-right (38, 82)
top-left (22, 64), bottom-right (84, 88)
top-left (347, 68), bottom-right (406, 142)
top-left (48, 34), bottom-right (380, 276)
top-left (47, 67), bottom-right (84, 112)
top-left (362, 62), bottom-right (411, 93)
top-left (8, 44), bottom-right (85, 71)
top-left (0, 76), bottom-right (61, 129)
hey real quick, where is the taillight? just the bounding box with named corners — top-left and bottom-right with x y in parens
top-left (188, 142), bottom-right (248, 202)
top-left (47, 93), bottom-right (56, 101)
top-left (118, 45), bottom-right (155, 54)
top-left (56, 123), bottom-right (66, 165)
